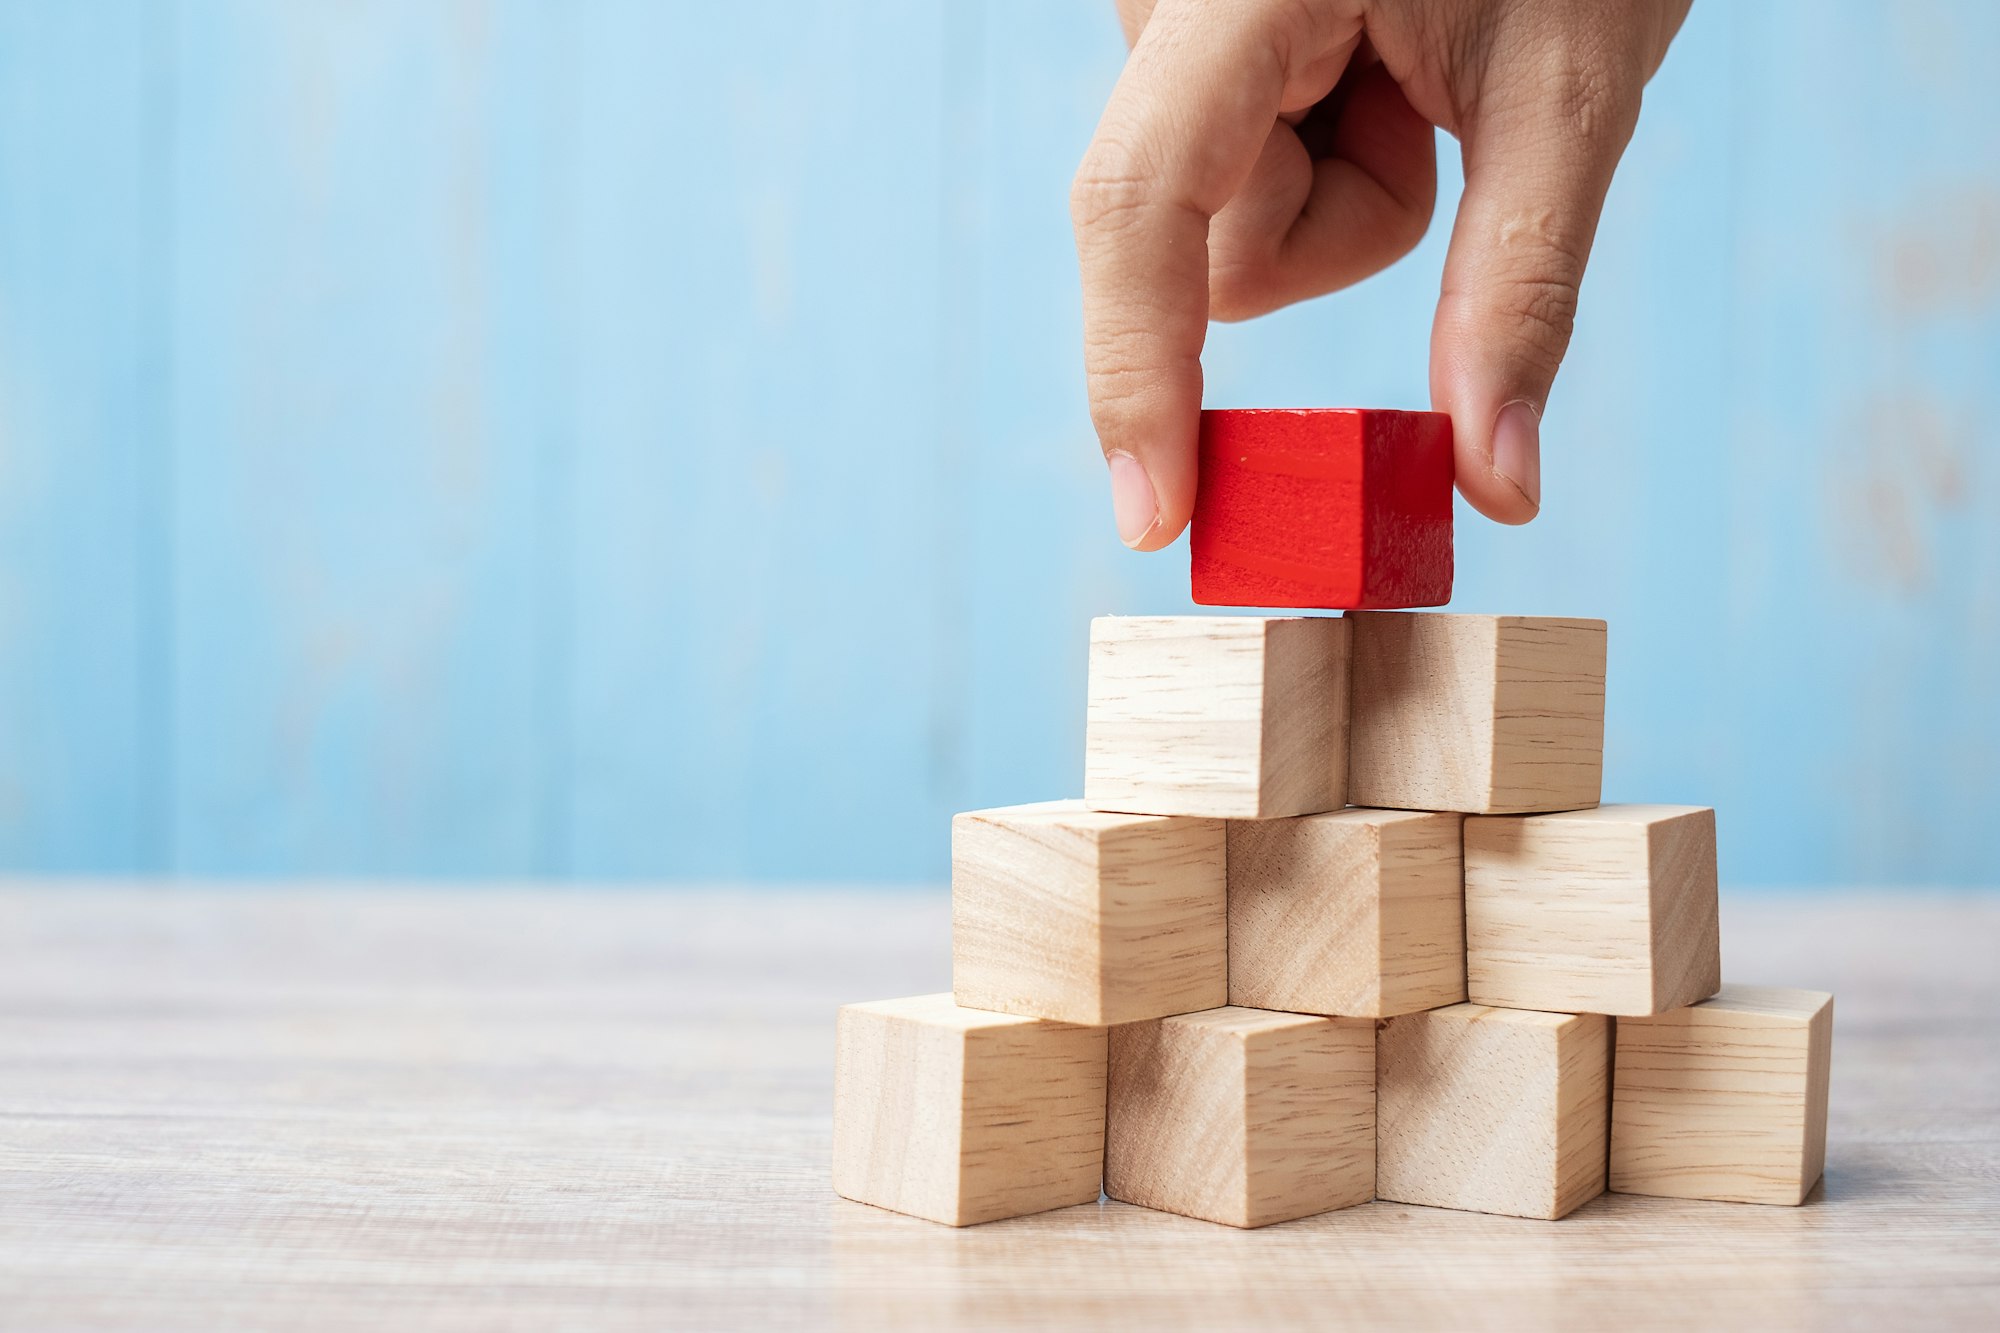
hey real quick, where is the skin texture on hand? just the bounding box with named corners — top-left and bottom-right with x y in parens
top-left (1073, 0), bottom-right (1693, 548)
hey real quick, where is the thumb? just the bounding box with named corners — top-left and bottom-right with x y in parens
top-left (1430, 45), bottom-right (1643, 524)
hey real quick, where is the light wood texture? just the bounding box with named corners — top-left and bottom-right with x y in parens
top-left (1106, 1006), bottom-right (1374, 1228)
top-left (1085, 615), bottom-right (1349, 820)
top-left (1228, 809), bottom-right (1466, 1017)
top-left (833, 993), bottom-right (1106, 1226)
top-left (951, 800), bottom-right (1224, 1024)
top-left (1465, 805), bottom-right (1722, 1016)
top-left (1611, 984), bottom-right (1835, 1206)
top-left (1, 887), bottom-right (1996, 1331)
top-left (1347, 612), bottom-right (1606, 814)
top-left (1377, 1003), bottom-right (1612, 1220)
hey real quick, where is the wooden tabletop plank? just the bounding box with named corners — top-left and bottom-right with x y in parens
top-left (1, 887), bottom-right (1996, 1330)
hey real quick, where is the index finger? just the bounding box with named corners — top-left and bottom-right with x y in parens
top-left (1073, 0), bottom-right (1352, 549)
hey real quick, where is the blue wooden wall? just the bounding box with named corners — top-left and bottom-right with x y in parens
top-left (0, 1), bottom-right (1994, 886)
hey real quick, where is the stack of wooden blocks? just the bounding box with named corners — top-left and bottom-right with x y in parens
top-left (834, 409), bottom-right (1834, 1229)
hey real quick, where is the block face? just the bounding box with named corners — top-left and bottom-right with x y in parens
top-left (1465, 805), bottom-right (1721, 1016)
top-left (1257, 617), bottom-right (1353, 819)
top-left (952, 801), bottom-right (1225, 1025)
top-left (957, 1020), bottom-right (1110, 1222)
top-left (1240, 1015), bottom-right (1377, 1226)
top-left (1348, 612), bottom-right (1605, 814)
top-left (1190, 408), bottom-right (1453, 610)
top-left (1376, 1003), bottom-right (1611, 1220)
top-left (1085, 616), bottom-right (1348, 820)
top-left (1106, 1007), bottom-right (1374, 1228)
top-left (833, 994), bottom-right (1108, 1227)
top-left (1227, 809), bottom-right (1465, 1018)
top-left (1488, 619), bottom-right (1609, 811)
top-left (1105, 1015), bottom-right (1246, 1225)
top-left (1645, 809), bottom-right (1725, 1011)
top-left (1611, 985), bottom-right (1834, 1206)
top-left (833, 998), bottom-right (966, 1227)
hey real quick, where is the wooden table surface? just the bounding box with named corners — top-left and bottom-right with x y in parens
top-left (1, 887), bottom-right (1996, 1331)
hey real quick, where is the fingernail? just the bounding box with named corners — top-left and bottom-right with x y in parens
top-left (1491, 400), bottom-right (1542, 511)
top-left (1107, 450), bottom-right (1159, 548)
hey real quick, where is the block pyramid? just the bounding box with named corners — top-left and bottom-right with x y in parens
top-left (833, 409), bottom-right (1834, 1228)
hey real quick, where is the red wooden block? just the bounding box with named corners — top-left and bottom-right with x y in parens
top-left (1191, 408), bottom-right (1454, 610)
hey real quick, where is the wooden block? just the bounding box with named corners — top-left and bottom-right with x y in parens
top-left (952, 800), bottom-right (1225, 1025)
top-left (1465, 804), bottom-right (1721, 1016)
top-left (1376, 1003), bottom-right (1611, 1220)
top-left (1106, 1006), bottom-right (1375, 1228)
top-left (1611, 985), bottom-right (1834, 1205)
top-left (1227, 809), bottom-right (1466, 1018)
top-left (1085, 615), bottom-right (1348, 820)
top-left (1190, 408), bottom-right (1454, 610)
top-left (832, 993), bottom-right (1107, 1227)
top-left (1347, 612), bottom-right (1605, 814)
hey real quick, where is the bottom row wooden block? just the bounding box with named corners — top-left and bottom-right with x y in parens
top-left (1377, 1003), bottom-right (1611, 1220)
top-left (1611, 985), bottom-right (1834, 1206)
top-left (832, 994), bottom-right (1105, 1226)
top-left (1107, 1007), bottom-right (1374, 1228)
top-left (834, 986), bottom-right (1832, 1229)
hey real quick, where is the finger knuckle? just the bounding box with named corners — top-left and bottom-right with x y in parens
top-left (1083, 363), bottom-right (1160, 435)
top-left (1495, 270), bottom-right (1582, 360)
top-left (1546, 56), bottom-right (1639, 149)
top-left (1082, 337), bottom-right (1192, 429)
top-left (1515, 8), bottom-right (1646, 143)
top-left (1071, 142), bottom-right (1159, 234)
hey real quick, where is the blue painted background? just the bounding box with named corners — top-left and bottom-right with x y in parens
top-left (0, 1), bottom-right (1994, 886)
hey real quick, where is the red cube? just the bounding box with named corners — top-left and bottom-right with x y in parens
top-left (1191, 408), bottom-right (1454, 610)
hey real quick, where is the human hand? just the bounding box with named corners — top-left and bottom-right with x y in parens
top-left (1073, 0), bottom-right (1691, 547)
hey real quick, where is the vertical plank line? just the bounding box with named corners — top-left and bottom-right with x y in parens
top-left (137, 0), bottom-right (179, 874)
top-left (535, 2), bottom-right (578, 881)
top-left (929, 0), bottom-right (982, 815)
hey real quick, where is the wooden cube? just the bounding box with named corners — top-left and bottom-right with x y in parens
top-left (833, 993), bottom-right (1107, 1227)
top-left (1085, 615), bottom-right (1348, 820)
top-left (1347, 612), bottom-right (1605, 814)
top-left (953, 800), bottom-right (1225, 1025)
top-left (1376, 1003), bottom-right (1611, 1220)
top-left (1611, 985), bottom-right (1834, 1205)
top-left (1465, 804), bottom-right (1721, 1016)
top-left (1106, 1006), bottom-right (1374, 1228)
top-left (1227, 809), bottom-right (1465, 1018)
top-left (1190, 407), bottom-right (1454, 610)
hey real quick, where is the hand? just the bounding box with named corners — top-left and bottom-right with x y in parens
top-left (1073, 0), bottom-right (1691, 547)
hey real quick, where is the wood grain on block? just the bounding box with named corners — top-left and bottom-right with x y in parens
top-left (1228, 809), bottom-right (1466, 1018)
top-left (1189, 408), bottom-right (1454, 610)
top-left (833, 993), bottom-right (1107, 1227)
top-left (1085, 615), bottom-right (1348, 820)
top-left (1376, 1003), bottom-right (1611, 1220)
top-left (1106, 1006), bottom-right (1374, 1228)
top-left (1611, 985), bottom-right (1834, 1206)
top-left (1347, 612), bottom-right (1605, 814)
top-left (1465, 805), bottom-right (1721, 1016)
top-left (952, 800), bottom-right (1225, 1025)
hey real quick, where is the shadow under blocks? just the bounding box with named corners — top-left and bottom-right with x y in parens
top-left (832, 408), bottom-right (1834, 1228)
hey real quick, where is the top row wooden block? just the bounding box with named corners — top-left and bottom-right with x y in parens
top-left (1191, 408), bottom-right (1454, 610)
top-left (1351, 610), bottom-right (1607, 814)
top-left (1085, 611), bottom-right (1605, 819)
top-left (1085, 615), bottom-right (1349, 820)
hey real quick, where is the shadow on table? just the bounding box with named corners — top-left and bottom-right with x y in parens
top-left (822, 1185), bottom-right (1845, 1331)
